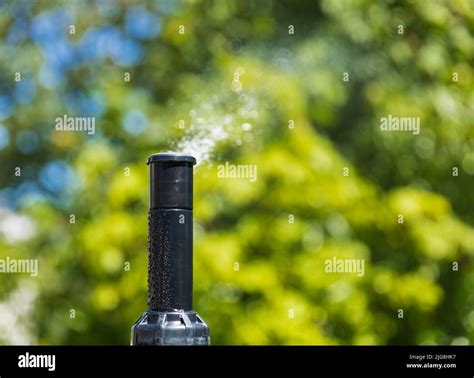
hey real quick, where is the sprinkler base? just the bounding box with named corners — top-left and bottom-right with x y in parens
top-left (131, 309), bottom-right (210, 345)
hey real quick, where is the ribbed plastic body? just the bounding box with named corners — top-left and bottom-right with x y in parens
top-left (131, 152), bottom-right (210, 346)
top-left (148, 209), bottom-right (192, 310)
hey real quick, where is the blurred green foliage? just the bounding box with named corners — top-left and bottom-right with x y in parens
top-left (0, 0), bottom-right (473, 345)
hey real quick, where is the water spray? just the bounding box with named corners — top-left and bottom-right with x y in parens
top-left (131, 152), bottom-right (210, 345)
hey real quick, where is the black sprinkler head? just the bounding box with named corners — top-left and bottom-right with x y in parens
top-left (131, 152), bottom-right (210, 345)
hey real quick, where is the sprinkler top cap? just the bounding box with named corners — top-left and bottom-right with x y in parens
top-left (147, 152), bottom-right (196, 165)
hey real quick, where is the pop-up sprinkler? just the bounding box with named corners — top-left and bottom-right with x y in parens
top-left (131, 152), bottom-right (210, 345)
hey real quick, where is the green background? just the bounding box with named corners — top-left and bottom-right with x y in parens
top-left (0, 0), bottom-right (473, 345)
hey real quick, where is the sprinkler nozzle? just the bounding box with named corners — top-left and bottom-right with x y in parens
top-left (131, 152), bottom-right (210, 345)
